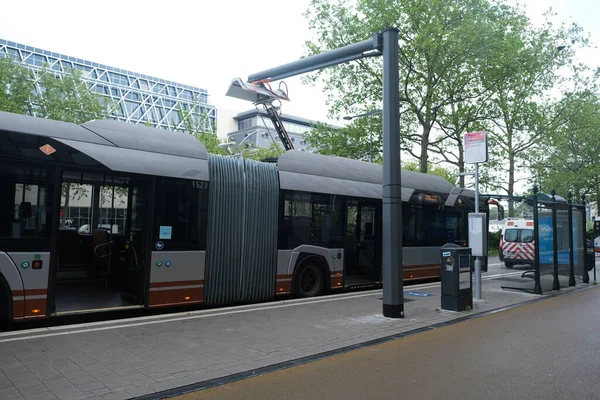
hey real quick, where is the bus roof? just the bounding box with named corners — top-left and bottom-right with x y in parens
top-left (277, 150), bottom-right (458, 200)
top-left (0, 111), bottom-right (209, 180)
top-left (0, 110), bottom-right (470, 201)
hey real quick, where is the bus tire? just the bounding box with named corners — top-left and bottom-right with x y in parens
top-left (504, 261), bottom-right (514, 269)
top-left (294, 261), bottom-right (326, 298)
top-left (0, 281), bottom-right (10, 329)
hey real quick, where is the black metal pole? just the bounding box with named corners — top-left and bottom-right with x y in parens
top-left (247, 35), bottom-right (379, 83)
top-left (582, 195), bottom-right (590, 283)
top-left (533, 186), bottom-right (542, 294)
top-left (381, 28), bottom-right (403, 319)
top-left (551, 190), bottom-right (560, 291)
top-left (568, 191), bottom-right (575, 286)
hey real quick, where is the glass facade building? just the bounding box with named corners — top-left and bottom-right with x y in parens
top-left (0, 39), bottom-right (216, 132)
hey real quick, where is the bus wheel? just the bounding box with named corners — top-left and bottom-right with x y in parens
top-left (294, 263), bottom-right (325, 298)
top-left (0, 286), bottom-right (9, 330)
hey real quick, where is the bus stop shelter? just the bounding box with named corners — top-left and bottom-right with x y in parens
top-left (485, 186), bottom-right (593, 295)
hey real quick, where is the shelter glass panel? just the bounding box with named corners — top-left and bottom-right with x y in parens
top-left (538, 208), bottom-right (556, 293)
top-left (499, 204), bottom-right (536, 293)
top-left (556, 206), bottom-right (573, 288)
top-left (573, 209), bottom-right (586, 280)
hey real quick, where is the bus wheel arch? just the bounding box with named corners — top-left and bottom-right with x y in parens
top-left (0, 273), bottom-right (12, 327)
top-left (293, 254), bottom-right (329, 298)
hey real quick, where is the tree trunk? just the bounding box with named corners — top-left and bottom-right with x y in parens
top-left (596, 183), bottom-right (600, 219)
top-left (420, 124), bottom-right (431, 173)
top-left (508, 153), bottom-right (515, 218)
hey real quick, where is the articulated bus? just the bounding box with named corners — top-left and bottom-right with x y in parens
top-left (0, 111), bottom-right (486, 324)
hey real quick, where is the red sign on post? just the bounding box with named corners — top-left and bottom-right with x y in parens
top-left (464, 131), bottom-right (488, 164)
top-left (39, 144), bottom-right (56, 156)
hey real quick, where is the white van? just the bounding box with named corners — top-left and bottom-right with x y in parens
top-left (499, 219), bottom-right (535, 268)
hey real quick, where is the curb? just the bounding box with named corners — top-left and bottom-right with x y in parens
top-left (136, 284), bottom-right (598, 400)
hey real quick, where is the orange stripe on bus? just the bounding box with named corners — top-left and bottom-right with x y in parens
top-left (150, 280), bottom-right (204, 288)
top-left (23, 299), bottom-right (46, 318)
top-left (330, 276), bottom-right (343, 288)
top-left (12, 299), bottom-right (24, 319)
top-left (405, 268), bottom-right (440, 280)
top-left (405, 263), bottom-right (441, 269)
top-left (276, 281), bottom-right (292, 295)
top-left (12, 288), bottom-right (48, 297)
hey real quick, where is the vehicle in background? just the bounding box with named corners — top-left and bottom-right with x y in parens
top-left (500, 219), bottom-right (535, 268)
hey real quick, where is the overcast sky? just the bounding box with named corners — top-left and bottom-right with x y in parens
top-left (1, 0), bottom-right (597, 127)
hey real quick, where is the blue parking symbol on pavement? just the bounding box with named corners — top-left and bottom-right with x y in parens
top-left (405, 291), bottom-right (434, 297)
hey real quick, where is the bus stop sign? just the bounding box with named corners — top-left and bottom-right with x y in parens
top-left (464, 131), bottom-right (488, 164)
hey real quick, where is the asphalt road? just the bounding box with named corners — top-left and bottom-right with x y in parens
top-left (177, 286), bottom-right (600, 400)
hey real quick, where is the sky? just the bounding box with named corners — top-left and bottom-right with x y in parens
top-left (0, 0), bottom-right (598, 191)
top-left (0, 0), bottom-right (597, 124)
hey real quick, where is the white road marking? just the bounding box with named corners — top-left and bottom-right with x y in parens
top-left (0, 267), bottom-right (521, 342)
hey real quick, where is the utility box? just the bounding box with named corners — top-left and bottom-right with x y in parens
top-left (441, 243), bottom-right (473, 312)
top-left (468, 213), bottom-right (488, 257)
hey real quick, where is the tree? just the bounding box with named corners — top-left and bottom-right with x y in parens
top-left (402, 161), bottom-right (457, 186)
top-left (179, 103), bottom-right (229, 155)
top-left (530, 89), bottom-right (600, 210)
top-left (34, 66), bottom-right (113, 124)
top-left (477, 12), bottom-right (588, 217)
top-left (303, 120), bottom-right (382, 162)
top-left (241, 142), bottom-right (285, 161)
top-left (302, 0), bottom-right (526, 173)
top-left (0, 56), bottom-right (35, 115)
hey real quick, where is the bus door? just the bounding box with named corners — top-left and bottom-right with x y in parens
top-left (344, 199), bottom-right (381, 285)
top-left (52, 171), bottom-right (149, 314)
top-left (0, 162), bottom-right (55, 320)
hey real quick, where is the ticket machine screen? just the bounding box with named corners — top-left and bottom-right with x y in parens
top-left (459, 254), bottom-right (470, 270)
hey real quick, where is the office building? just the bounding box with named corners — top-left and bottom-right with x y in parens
top-left (0, 39), bottom-right (216, 132)
top-left (227, 109), bottom-right (339, 152)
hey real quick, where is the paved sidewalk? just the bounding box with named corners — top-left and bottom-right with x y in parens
top-left (176, 285), bottom-right (600, 400)
top-left (0, 276), bottom-right (589, 400)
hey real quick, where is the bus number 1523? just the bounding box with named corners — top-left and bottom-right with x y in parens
top-left (192, 181), bottom-right (208, 189)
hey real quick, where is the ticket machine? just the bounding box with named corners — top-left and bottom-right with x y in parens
top-left (441, 243), bottom-right (473, 311)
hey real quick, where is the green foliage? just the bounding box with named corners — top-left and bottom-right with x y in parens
top-left (302, 0), bottom-right (593, 205)
top-left (35, 67), bottom-right (112, 124)
top-left (402, 161), bottom-right (457, 186)
top-left (476, 11), bottom-right (588, 216)
top-left (0, 56), bottom-right (35, 115)
top-left (179, 103), bottom-right (229, 156)
top-left (530, 89), bottom-right (600, 210)
top-left (0, 56), bottom-right (112, 123)
top-left (242, 142), bottom-right (284, 161)
top-left (488, 230), bottom-right (501, 252)
top-left (304, 120), bottom-right (381, 162)
top-left (303, 0), bottom-right (537, 173)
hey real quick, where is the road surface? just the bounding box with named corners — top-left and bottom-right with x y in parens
top-left (177, 286), bottom-right (600, 400)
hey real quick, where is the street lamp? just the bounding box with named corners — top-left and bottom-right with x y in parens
top-left (343, 109), bottom-right (382, 163)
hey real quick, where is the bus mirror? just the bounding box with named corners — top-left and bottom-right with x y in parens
top-left (19, 202), bottom-right (32, 219)
top-left (498, 207), bottom-right (505, 221)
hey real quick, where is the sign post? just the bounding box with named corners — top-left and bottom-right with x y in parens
top-left (464, 131), bottom-right (488, 300)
